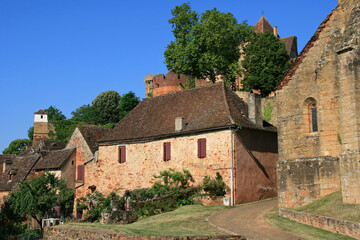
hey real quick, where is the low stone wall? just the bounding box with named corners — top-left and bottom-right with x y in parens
top-left (279, 208), bottom-right (360, 239)
top-left (43, 226), bottom-right (247, 240)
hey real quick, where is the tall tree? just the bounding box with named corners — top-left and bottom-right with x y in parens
top-left (118, 91), bottom-right (140, 120)
top-left (241, 31), bottom-right (291, 96)
top-left (92, 91), bottom-right (121, 124)
top-left (2, 139), bottom-right (32, 155)
top-left (44, 106), bottom-right (66, 121)
top-left (164, 3), bottom-right (252, 87)
top-left (9, 172), bottom-right (74, 233)
top-left (71, 104), bottom-right (101, 124)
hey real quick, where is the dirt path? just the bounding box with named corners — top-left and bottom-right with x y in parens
top-left (208, 199), bottom-right (307, 240)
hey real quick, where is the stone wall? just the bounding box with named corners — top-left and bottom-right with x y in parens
top-left (279, 208), bottom-right (360, 239)
top-left (0, 191), bottom-right (9, 206)
top-left (83, 130), bottom-right (233, 200)
top-left (275, 1), bottom-right (360, 207)
top-left (277, 157), bottom-right (340, 208)
top-left (60, 151), bottom-right (76, 190)
top-left (43, 226), bottom-right (246, 240)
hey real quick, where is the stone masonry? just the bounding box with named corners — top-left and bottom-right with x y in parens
top-left (276, 0), bottom-right (360, 208)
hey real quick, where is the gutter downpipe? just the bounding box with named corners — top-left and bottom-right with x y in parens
top-left (230, 127), bottom-right (234, 206)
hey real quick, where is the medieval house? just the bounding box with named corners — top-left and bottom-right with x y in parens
top-left (276, 0), bottom-right (360, 208)
top-left (80, 83), bottom-right (278, 205)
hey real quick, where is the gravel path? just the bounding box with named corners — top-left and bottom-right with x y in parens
top-left (208, 199), bottom-right (308, 240)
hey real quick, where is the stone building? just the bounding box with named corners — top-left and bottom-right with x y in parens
top-left (33, 109), bottom-right (55, 145)
top-left (81, 83), bottom-right (278, 205)
top-left (276, 0), bottom-right (360, 208)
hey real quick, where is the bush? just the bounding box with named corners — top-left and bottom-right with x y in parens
top-left (18, 229), bottom-right (42, 240)
top-left (202, 172), bottom-right (229, 198)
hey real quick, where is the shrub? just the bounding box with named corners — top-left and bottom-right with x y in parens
top-left (202, 172), bottom-right (229, 198)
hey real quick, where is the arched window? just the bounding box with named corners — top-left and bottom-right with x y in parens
top-left (310, 103), bottom-right (318, 132)
top-left (303, 97), bottom-right (318, 133)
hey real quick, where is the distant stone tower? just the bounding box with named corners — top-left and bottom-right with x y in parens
top-left (33, 109), bottom-right (49, 145)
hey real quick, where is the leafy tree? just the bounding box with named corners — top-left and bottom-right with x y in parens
top-left (9, 172), bottom-right (74, 233)
top-left (164, 3), bottom-right (252, 87)
top-left (92, 91), bottom-right (121, 124)
top-left (44, 106), bottom-right (66, 121)
top-left (118, 91), bottom-right (140, 120)
top-left (3, 139), bottom-right (32, 155)
top-left (27, 126), bottom-right (34, 141)
top-left (71, 104), bottom-right (101, 124)
top-left (49, 119), bottom-right (80, 143)
top-left (241, 31), bottom-right (291, 96)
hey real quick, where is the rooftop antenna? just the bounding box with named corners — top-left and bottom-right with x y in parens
top-left (262, 10), bottom-right (264, 16)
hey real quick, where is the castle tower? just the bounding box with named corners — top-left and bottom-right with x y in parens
top-left (33, 109), bottom-right (49, 145)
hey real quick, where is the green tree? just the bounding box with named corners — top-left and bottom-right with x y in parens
top-left (44, 106), bottom-right (66, 121)
top-left (71, 104), bottom-right (101, 124)
top-left (9, 172), bottom-right (74, 233)
top-left (241, 31), bottom-right (291, 96)
top-left (164, 3), bottom-right (252, 87)
top-left (27, 126), bottom-right (34, 141)
top-left (92, 91), bottom-right (121, 124)
top-left (2, 139), bottom-right (32, 155)
top-left (118, 91), bottom-right (140, 120)
top-left (49, 119), bottom-right (80, 143)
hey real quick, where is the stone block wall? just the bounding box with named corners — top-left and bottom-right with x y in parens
top-left (279, 208), bottom-right (360, 239)
top-left (277, 157), bottom-right (340, 208)
top-left (83, 130), bottom-right (233, 200)
top-left (43, 226), bottom-right (246, 240)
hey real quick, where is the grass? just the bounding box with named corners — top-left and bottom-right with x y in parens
top-left (264, 206), bottom-right (355, 240)
top-left (66, 204), bottom-right (230, 236)
top-left (295, 191), bottom-right (360, 222)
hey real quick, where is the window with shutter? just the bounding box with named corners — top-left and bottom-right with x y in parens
top-left (118, 146), bottom-right (126, 163)
top-left (198, 138), bottom-right (206, 158)
top-left (77, 165), bottom-right (84, 180)
top-left (163, 142), bottom-right (171, 161)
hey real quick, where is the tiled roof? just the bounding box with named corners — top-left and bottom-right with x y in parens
top-left (277, 6), bottom-right (338, 90)
top-left (254, 16), bottom-right (274, 34)
top-left (0, 155), bottom-right (15, 165)
top-left (280, 36), bottom-right (298, 59)
top-left (0, 154), bottom-right (41, 191)
top-left (34, 109), bottom-right (47, 114)
top-left (99, 83), bottom-right (275, 145)
top-left (78, 126), bottom-right (112, 153)
top-left (33, 147), bottom-right (75, 170)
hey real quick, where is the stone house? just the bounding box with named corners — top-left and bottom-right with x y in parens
top-left (81, 83), bottom-right (278, 205)
top-left (276, 0), bottom-right (360, 208)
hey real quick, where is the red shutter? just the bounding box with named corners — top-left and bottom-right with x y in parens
top-left (119, 146), bottom-right (126, 163)
top-left (198, 138), bottom-right (206, 158)
top-left (77, 165), bottom-right (84, 180)
top-left (164, 142), bottom-right (171, 161)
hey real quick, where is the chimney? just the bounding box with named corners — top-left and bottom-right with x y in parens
top-left (248, 92), bottom-right (262, 125)
top-left (273, 26), bottom-right (278, 37)
top-left (175, 117), bottom-right (186, 131)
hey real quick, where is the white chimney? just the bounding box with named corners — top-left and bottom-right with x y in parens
top-left (175, 117), bottom-right (186, 131)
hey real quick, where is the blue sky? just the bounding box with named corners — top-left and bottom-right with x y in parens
top-left (0, 0), bottom-right (338, 153)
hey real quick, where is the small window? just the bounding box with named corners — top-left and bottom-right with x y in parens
top-left (77, 165), bottom-right (84, 180)
top-left (41, 115), bottom-right (43, 119)
top-left (163, 142), bottom-right (171, 161)
top-left (304, 97), bottom-right (319, 133)
top-left (310, 103), bottom-right (318, 132)
top-left (198, 138), bottom-right (206, 158)
top-left (118, 146), bottom-right (126, 163)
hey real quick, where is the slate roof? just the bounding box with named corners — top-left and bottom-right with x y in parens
top-left (34, 109), bottom-right (47, 114)
top-left (0, 153), bottom-right (41, 191)
top-left (33, 147), bottom-right (75, 170)
top-left (78, 126), bottom-right (112, 153)
top-left (99, 83), bottom-right (276, 145)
